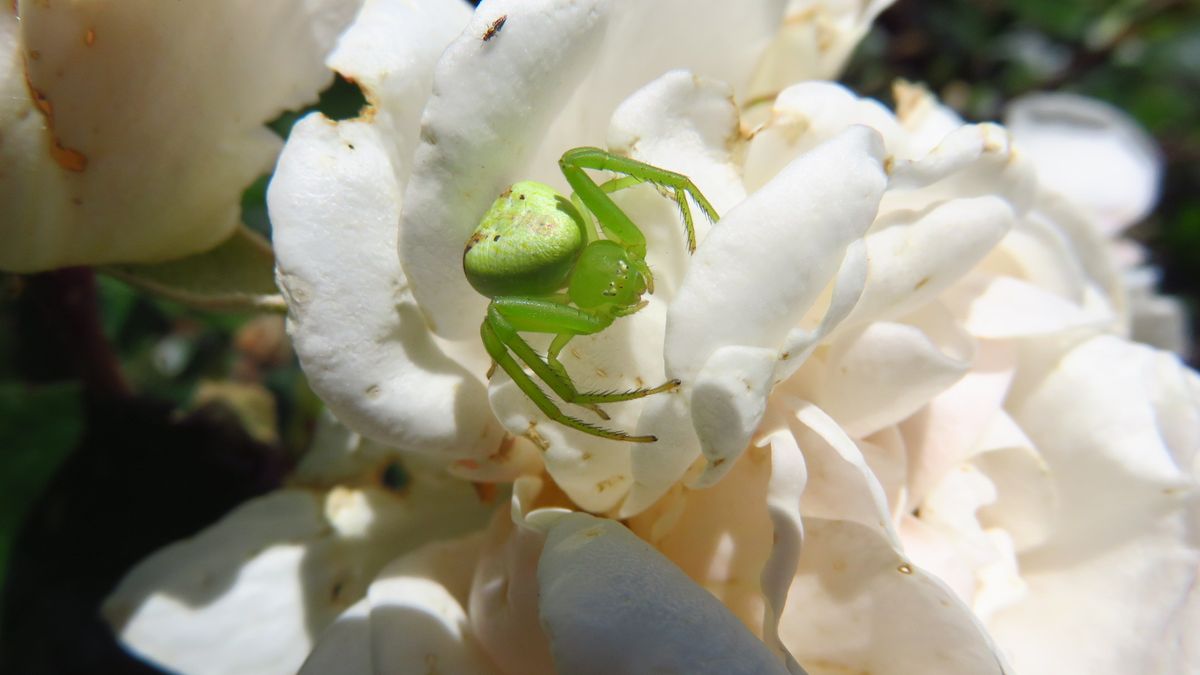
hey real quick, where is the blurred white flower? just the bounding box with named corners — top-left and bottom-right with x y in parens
top-left (0, 0), bottom-right (360, 271)
top-left (105, 1), bottom-right (1198, 674)
top-left (1005, 92), bottom-right (1190, 356)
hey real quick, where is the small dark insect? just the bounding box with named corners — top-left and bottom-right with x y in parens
top-left (482, 15), bottom-right (507, 42)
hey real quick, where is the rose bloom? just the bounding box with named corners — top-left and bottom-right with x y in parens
top-left (104, 1), bottom-right (1198, 674)
top-left (0, 0), bottom-right (359, 271)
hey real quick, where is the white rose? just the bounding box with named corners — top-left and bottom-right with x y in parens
top-left (105, 1), bottom-right (1199, 674)
top-left (0, 0), bottom-right (360, 271)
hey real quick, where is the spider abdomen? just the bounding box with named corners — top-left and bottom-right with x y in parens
top-left (463, 180), bottom-right (587, 298)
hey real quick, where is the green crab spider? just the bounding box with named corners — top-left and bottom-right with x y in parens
top-left (463, 147), bottom-right (719, 443)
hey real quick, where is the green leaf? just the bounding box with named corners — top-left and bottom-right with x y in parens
top-left (102, 226), bottom-right (285, 314)
top-left (0, 381), bottom-right (84, 588)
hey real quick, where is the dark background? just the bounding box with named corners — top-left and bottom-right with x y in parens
top-left (2, 0), bottom-right (1196, 671)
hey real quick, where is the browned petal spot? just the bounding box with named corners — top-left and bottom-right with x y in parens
top-left (472, 481), bottom-right (498, 503)
top-left (28, 49), bottom-right (40, 60)
top-left (84, 27), bottom-right (95, 46)
top-left (26, 78), bottom-right (52, 118)
top-left (51, 141), bottom-right (87, 172)
top-left (24, 69), bottom-right (88, 172)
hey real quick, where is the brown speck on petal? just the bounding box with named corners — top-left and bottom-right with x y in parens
top-left (27, 81), bottom-right (53, 118)
top-left (84, 28), bottom-right (96, 46)
top-left (51, 142), bottom-right (87, 172)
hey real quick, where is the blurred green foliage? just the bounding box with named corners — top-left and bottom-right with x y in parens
top-left (0, 382), bottom-right (82, 592)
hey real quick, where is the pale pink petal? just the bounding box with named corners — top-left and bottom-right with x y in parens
top-left (900, 338), bottom-right (1015, 508)
top-left (943, 274), bottom-right (1110, 339)
top-left (783, 518), bottom-right (1009, 674)
top-left (788, 400), bottom-right (898, 546)
top-left (991, 336), bottom-right (1199, 674)
top-left (971, 412), bottom-right (1058, 552)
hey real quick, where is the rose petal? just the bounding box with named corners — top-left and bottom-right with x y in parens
top-left (943, 274), bottom-right (1110, 339)
top-left (812, 320), bottom-right (972, 438)
top-left (1, 0), bottom-right (358, 270)
top-left (486, 298), bottom-right (671, 513)
top-left (620, 391), bottom-right (703, 517)
top-left (690, 345), bottom-right (778, 486)
top-left (788, 400), bottom-right (898, 545)
top-left (626, 441), bottom-right (775, 634)
top-left (271, 117), bottom-right (501, 457)
top-left (1127, 265), bottom-right (1192, 357)
top-left (748, 0), bottom-right (898, 96)
top-left (538, 512), bottom-right (791, 675)
top-left (666, 125), bottom-right (886, 384)
top-left (892, 80), bottom-right (965, 158)
top-left (843, 196), bottom-right (1016, 329)
top-left (761, 422), bottom-right (810, 674)
top-left (326, 0), bottom-right (471, 172)
top-left (1026, 193), bottom-right (1124, 312)
top-left (900, 338), bottom-right (1015, 508)
top-left (606, 69), bottom-right (745, 297)
top-left (991, 335), bottom-right (1199, 674)
top-left (399, 0), bottom-right (612, 339)
top-left (301, 533), bottom-right (498, 675)
top-left (883, 123), bottom-right (1035, 216)
top-left (907, 463), bottom-right (1001, 603)
top-left (782, 518), bottom-right (1009, 674)
top-left (465, 504), bottom-right (555, 674)
top-left (1005, 93), bottom-right (1161, 235)
top-left (971, 412), bottom-right (1058, 552)
top-left (542, 0), bottom-right (785, 154)
top-left (105, 479), bottom-right (492, 675)
top-left (743, 82), bottom-right (903, 192)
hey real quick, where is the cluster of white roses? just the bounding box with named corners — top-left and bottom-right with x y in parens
top-left (5, 0), bottom-right (1195, 674)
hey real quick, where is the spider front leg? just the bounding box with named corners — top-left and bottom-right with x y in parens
top-left (483, 298), bottom-right (679, 443)
top-left (559, 146), bottom-right (720, 254)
